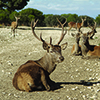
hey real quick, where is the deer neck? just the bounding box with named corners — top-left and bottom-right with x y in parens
top-left (75, 42), bottom-right (79, 49)
top-left (80, 40), bottom-right (90, 56)
top-left (84, 40), bottom-right (90, 48)
top-left (16, 19), bottom-right (18, 25)
top-left (36, 53), bottom-right (57, 74)
top-left (75, 42), bottom-right (80, 51)
top-left (81, 20), bottom-right (84, 27)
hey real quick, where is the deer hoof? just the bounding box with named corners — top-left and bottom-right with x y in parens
top-left (46, 85), bottom-right (50, 91)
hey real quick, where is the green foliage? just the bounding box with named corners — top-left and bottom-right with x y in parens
top-left (28, 15), bottom-right (35, 22)
top-left (94, 37), bottom-right (98, 39)
top-left (44, 14), bottom-right (53, 18)
top-left (19, 8), bottom-right (45, 26)
top-left (0, 9), bottom-right (10, 24)
top-left (44, 15), bottom-right (67, 27)
top-left (67, 14), bottom-right (78, 23)
top-left (9, 11), bottom-right (19, 21)
top-left (0, 7), bottom-right (100, 27)
top-left (0, 8), bottom-right (45, 26)
top-left (82, 15), bottom-right (94, 27)
top-left (98, 43), bottom-right (100, 46)
top-left (95, 15), bottom-right (100, 26)
top-left (0, 0), bottom-right (30, 12)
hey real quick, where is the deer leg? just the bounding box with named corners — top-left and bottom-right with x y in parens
top-left (11, 28), bottom-right (13, 35)
top-left (81, 55), bottom-right (90, 59)
top-left (41, 70), bottom-right (50, 91)
top-left (15, 29), bottom-right (18, 36)
top-left (75, 52), bottom-right (82, 56)
top-left (16, 29), bottom-right (17, 33)
top-left (13, 29), bottom-right (15, 37)
top-left (68, 27), bottom-right (72, 31)
top-left (23, 83), bottom-right (32, 92)
top-left (11, 28), bottom-right (12, 33)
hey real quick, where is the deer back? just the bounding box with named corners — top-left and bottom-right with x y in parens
top-left (68, 22), bottom-right (76, 28)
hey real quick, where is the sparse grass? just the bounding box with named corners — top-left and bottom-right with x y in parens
top-left (98, 43), bottom-right (100, 46)
top-left (94, 37), bottom-right (98, 39)
top-left (0, 27), bottom-right (100, 100)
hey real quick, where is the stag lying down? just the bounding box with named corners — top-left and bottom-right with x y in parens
top-left (80, 32), bottom-right (100, 59)
top-left (71, 22), bottom-right (97, 57)
top-left (13, 19), bottom-right (68, 92)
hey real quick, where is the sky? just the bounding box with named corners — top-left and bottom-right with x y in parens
top-left (24, 0), bottom-right (100, 19)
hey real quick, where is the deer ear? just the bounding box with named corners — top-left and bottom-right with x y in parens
top-left (61, 42), bottom-right (68, 50)
top-left (42, 42), bottom-right (50, 50)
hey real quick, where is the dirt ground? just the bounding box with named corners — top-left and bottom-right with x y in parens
top-left (0, 26), bottom-right (100, 100)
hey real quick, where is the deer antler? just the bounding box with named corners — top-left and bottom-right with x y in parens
top-left (88, 20), bottom-right (96, 29)
top-left (87, 22), bottom-right (93, 29)
top-left (84, 17), bottom-right (87, 20)
top-left (94, 20), bottom-right (96, 28)
top-left (56, 18), bottom-right (67, 45)
top-left (31, 19), bottom-right (41, 41)
top-left (31, 19), bottom-right (50, 45)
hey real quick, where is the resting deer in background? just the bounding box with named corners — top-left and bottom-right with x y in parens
top-left (12, 19), bottom-right (68, 92)
top-left (68, 17), bottom-right (86, 32)
top-left (71, 32), bottom-right (82, 56)
top-left (80, 32), bottom-right (100, 59)
top-left (87, 21), bottom-right (97, 39)
top-left (11, 14), bottom-right (20, 37)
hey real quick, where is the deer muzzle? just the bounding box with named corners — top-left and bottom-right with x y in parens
top-left (59, 56), bottom-right (64, 62)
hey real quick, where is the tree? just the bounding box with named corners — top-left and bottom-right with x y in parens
top-left (19, 8), bottom-right (45, 26)
top-left (79, 15), bottom-right (94, 27)
top-left (0, 0), bottom-right (30, 12)
top-left (67, 14), bottom-right (78, 23)
top-left (0, 9), bottom-right (10, 25)
top-left (44, 15), bottom-right (67, 27)
top-left (95, 15), bottom-right (100, 26)
top-left (9, 11), bottom-right (19, 23)
top-left (61, 14), bottom-right (71, 19)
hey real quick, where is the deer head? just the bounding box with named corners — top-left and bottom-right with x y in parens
top-left (31, 19), bottom-right (68, 64)
top-left (80, 32), bottom-right (90, 45)
top-left (71, 32), bottom-right (81, 44)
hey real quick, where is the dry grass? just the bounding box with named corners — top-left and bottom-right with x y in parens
top-left (0, 26), bottom-right (100, 100)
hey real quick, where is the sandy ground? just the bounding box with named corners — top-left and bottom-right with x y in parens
top-left (0, 26), bottom-right (100, 100)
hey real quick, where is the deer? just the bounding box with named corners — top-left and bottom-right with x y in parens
top-left (87, 21), bottom-right (97, 39)
top-left (71, 32), bottom-right (82, 56)
top-left (71, 20), bottom-right (97, 56)
top-left (11, 14), bottom-right (20, 37)
top-left (12, 18), bottom-right (68, 92)
top-left (80, 31), bottom-right (100, 59)
top-left (68, 17), bottom-right (86, 33)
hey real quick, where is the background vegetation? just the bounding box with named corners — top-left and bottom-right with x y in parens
top-left (0, 0), bottom-right (100, 27)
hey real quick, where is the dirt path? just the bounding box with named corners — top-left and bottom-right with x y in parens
top-left (0, 27), bottom-right (100, 100)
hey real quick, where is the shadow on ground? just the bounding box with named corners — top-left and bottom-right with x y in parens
top-left (30, 80), bottom-right (100, 92)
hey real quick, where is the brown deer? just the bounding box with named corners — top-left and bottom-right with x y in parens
top-left (87, 21), bottom-right (97, 39)
top-left (80, 32), bottom-right (100, 59)
top-left (68, 17), bottom-right (86, 32)
top-left (71, 21), bottom-right (97, 56)
top-left (11, 14), bottom-right (20, 37)
top-left (71, 32), bottom-right (82, 56)
top-left (12, 19), bottom-right (68, 92)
